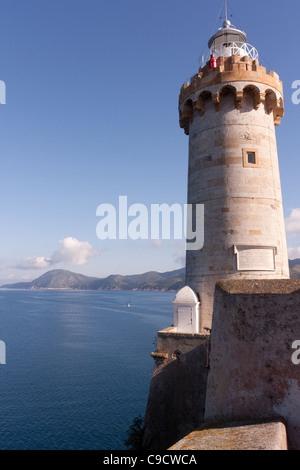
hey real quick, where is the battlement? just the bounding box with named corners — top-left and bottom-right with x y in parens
top-left (179, 56), bottom-right (284, 135)
top-left (179, 55), bottom-right (283, 103)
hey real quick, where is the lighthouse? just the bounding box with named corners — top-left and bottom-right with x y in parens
top-left (178, 15), bottom-right (290, 334)
top-left (143, 8), bottom-right (298, 451)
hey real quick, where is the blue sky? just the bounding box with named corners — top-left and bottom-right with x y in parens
top-left (0, 0), bottom-right (300, 283)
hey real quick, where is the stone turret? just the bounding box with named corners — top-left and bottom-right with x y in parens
top-left (179, 22), bottom-right (289, 333)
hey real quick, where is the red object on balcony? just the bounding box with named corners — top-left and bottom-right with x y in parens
top-left (209, 54), bottom-right (217, 68)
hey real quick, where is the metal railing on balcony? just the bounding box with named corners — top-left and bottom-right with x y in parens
top-left (201, 42), bottom-right (259, 65)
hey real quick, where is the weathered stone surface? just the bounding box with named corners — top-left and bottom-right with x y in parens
top-left (142, 330), bottom-right (208, 450)
top-left (179, 56), bottom-right (283, 107)
top-left (204, 280), bottom-right (300, 450)
top-left (183, 77), bottom-right (289, 333)
top-left (169, 420), bottom-right (287, 450)
top-left (217, 278), bottom-right (300, 294)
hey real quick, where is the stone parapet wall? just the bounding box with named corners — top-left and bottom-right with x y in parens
top-left (179, 56), bottom-right (284, 135)
top-left (169, 420), bottom-right (288, 450)
top-left (204, 279), bottom-right (300, 450)
top-left (179, 55), bottom-right (283, 104)
top-left (142, 329), bottom-right (208, 450)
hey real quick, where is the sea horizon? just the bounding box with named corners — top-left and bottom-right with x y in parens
top-left (0, 289), bottom-right (174, 450)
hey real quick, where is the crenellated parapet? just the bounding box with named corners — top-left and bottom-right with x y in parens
top-left (179, 55), bottom-right (284, 135)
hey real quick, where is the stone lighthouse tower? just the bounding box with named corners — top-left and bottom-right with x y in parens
top-left (179, 16), bottom-right (290, 334)
top-left (143, 10), bottom-right (295, 451)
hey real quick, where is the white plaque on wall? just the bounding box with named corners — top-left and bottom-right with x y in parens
top-left (234, 245), bottom-right (277, 271)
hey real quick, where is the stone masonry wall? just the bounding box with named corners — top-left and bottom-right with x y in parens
top-left (142, 328), bottom-right (208, 450)
top-left (204, 279), bottom-right (300, 450)
top-left (182, 74), bottom-right (289, 333)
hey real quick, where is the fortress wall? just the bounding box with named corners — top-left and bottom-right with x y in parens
top-left (204, 279), bottom-right (300, 450)
top-left (142, 329), bottom-right (208, 450)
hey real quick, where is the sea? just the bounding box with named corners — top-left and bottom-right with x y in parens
top-left (0, 289), bottom-right (174, 450)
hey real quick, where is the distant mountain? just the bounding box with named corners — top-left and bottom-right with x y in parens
top-left (1, 268), bottom-right (186, 292)
top-left (2, 260), bottom-right (299, 291)
top-left (289, 259), bottom-right (300, 279)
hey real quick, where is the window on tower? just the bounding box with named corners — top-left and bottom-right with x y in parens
top-left (243, 149), bottom-right (259, 168)
top-left (247, 152), bottom-right (256, 164)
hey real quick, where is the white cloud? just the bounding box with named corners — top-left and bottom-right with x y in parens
top-left (288, 246), bottom-right (300, 260)
top-left (51, 237), bottom-right (98, 266)
top-left (16, 237), bottom-right (99, 270)
top-left (17, 256), bottom-right (52, 269)
top-left (285, 209), bottom-right (300, 234)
